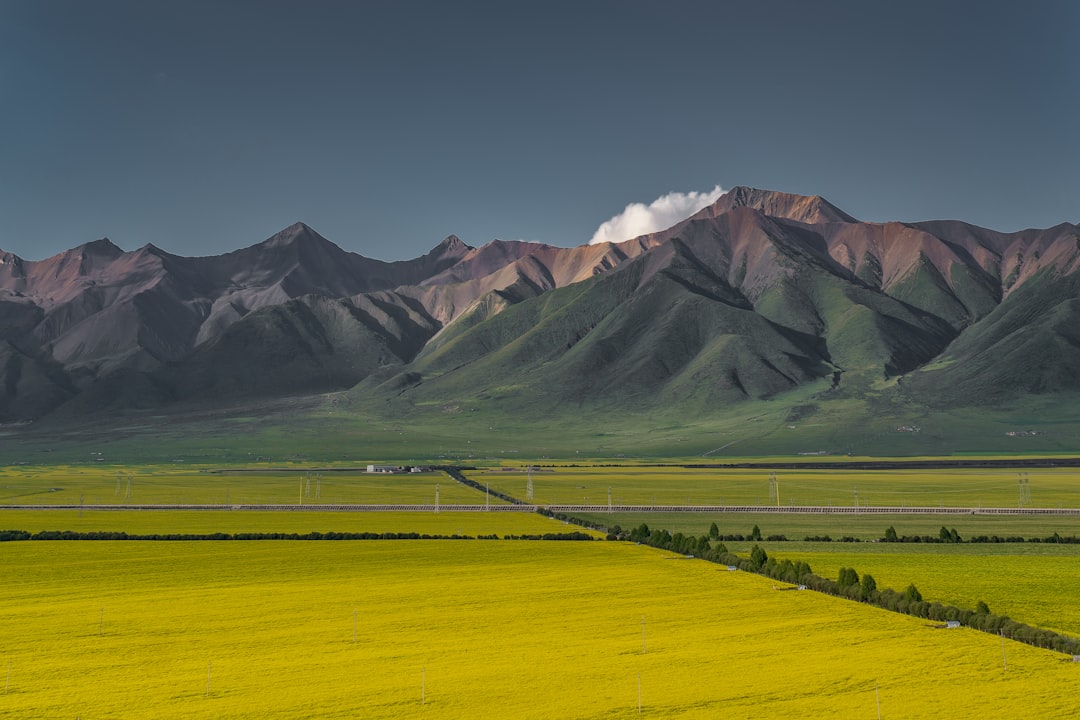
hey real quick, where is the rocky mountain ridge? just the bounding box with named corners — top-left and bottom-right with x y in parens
top-left (2, 187), bottom-right (1077, 422)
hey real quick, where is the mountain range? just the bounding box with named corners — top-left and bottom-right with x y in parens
top-left (3, 186), bottom-right (1079, 448)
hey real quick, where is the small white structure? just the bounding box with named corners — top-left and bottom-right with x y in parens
top-left (367, 464), bottom-right (398, 474)
top-left (946, 621), bottom-right (961, 629)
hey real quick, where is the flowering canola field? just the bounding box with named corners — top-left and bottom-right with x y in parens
top-left (1, 540), bottom-right (1077, 719)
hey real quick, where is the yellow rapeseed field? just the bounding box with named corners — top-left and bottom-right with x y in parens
top-left (1, 540), bottom-right (1077, 719)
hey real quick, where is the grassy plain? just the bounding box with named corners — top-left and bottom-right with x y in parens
top-left (2, 540), bottom-right (1078, 720)
top-left (7, 384), bottom-right (1080, 466)
top-left (0, 466), bottom-right (497, 506)
top-left (473, 466), bottom-right (1080, 508)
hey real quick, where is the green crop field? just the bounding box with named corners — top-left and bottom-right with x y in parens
top-left (0, 466), bottom-right (497, 506)
top-left (2, 540), bottom-right (1077, 719)
top-left (472, 466), bottom-right (1080, 508)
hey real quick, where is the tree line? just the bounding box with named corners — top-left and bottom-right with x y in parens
top-left (883, 525), bottom-right (1080, 544)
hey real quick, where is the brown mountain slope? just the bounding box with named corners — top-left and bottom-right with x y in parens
top-left (0, 224), bottom-right (470, 372)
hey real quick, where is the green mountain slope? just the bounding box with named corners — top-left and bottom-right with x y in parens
top-left (362, 213), bottom-right (967, 420)
top-left (899, 270), bottom-right (1080, 405)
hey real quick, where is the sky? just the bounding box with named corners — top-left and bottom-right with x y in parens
top-left (1, 1), bottom-right (1077, 261)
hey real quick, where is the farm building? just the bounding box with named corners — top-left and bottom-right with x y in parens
top-left (366, 464), bottom-right (399, 474)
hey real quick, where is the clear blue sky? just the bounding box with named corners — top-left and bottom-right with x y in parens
top-left (1, 1), bottom-right (1076, 260)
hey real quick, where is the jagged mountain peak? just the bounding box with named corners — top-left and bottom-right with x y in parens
top-left (439, 235), bottom-right (469, 251)
top-left (699, 186), bottom-right (858, 225)
top-left (258, 221), bottom-right (338, 250)
top-left (132, 242), bottom-right (173, 258)
top-left (419, 235), bottom-right (474, 262)
top-left (72, 237), bottom-right (125, 258)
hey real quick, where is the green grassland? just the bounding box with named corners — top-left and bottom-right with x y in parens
top-left (7, 381), bottom-right (1080, 466)
top-left (0, 466), bottom-right (498, 506)
top-left (474, 466), bottom-right (1080, 508)
top-left (2, 540), bottom-right (1077, 719)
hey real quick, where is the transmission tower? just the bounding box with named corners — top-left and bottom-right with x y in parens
top-left (768, 472), bottom-right (779, 506)
top-left (526, 466), bottom-right (534, 502)
top-left (1018, 473), bottom-right (1031, 506)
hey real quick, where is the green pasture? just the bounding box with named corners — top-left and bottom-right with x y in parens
top-left (0, 466), bottom-right (498, 506)
top-left (474, 466), bottom-right (1080, 508)
top-left (8, 384), bottom-right (1080, 466)
top-left (0, 509), bottom-right (578, 536)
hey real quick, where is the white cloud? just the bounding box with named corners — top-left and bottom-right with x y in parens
top-left (588, 185), bottom-right (726, 245)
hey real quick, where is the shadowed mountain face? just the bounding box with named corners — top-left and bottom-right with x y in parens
top-left (1, 188), bottom-right (1077, 423)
